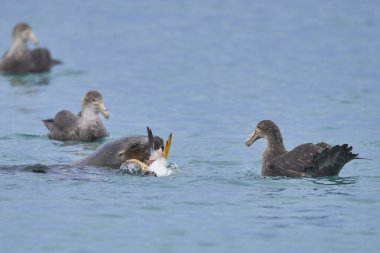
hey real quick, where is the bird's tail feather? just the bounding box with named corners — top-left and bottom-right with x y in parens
top-left (313, 144), bottom-right (359, 176)
top-left (51, 58), bottom-right (62, 66)
top-left (42, 119), bottom-right (54, 131)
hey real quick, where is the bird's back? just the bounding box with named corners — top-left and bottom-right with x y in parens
top-left (266, 143), bottom-right (358, 177)
top-left (30, 48), bottom-right (61, 72)
top-left (42, 110), bottom-right (79, 140)
top-left (266, 143), bottom-right (324, 177)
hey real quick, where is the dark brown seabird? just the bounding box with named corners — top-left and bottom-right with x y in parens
top-left (42, 90), bottom-right (109, 142)
top-left (245, 120), bottom-right (359, 177)
top-left (0, 22), bottom-right (61, 74)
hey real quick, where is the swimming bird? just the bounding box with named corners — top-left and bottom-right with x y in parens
top-left (121, 127), bottom-right (173, 177)
top-left (245, 120), bottom-right (359, 177)
top-left (42, 90), bottom-right (109, 141)
top-left (0, 22), bottom-right (61, 74)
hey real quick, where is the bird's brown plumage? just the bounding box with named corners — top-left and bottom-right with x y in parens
top-left (245, 120), bottom-right (358, 177)
top-left (42, 90), bottom-right (109, 142)
top-left (0, 22), bottom-right (61, 74)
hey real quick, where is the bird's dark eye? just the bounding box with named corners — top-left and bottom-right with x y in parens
top-left (91, 98), bottom-right (96, 102)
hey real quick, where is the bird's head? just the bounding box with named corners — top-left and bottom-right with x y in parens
top-left (245, 120), bottom-right (281, 147)
top-left (81, 90), bottom-right (110, 119)
top-left (13, 22), bottom-right (38, 46)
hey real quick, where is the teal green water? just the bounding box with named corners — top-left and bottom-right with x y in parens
top-left (1, 0), bottom-right (379, 252)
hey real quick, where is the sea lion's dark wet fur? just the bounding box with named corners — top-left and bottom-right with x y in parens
top-left (72, 135), bottom-right (163, 169)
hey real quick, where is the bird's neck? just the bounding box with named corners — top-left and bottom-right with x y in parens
top-left (262, 134), bottom-right (287, 171)
top-left (5, 38), bottom-right (28, 59)
top-left (79, 107), bottom-right (100, 123)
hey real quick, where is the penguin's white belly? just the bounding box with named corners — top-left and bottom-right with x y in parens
top-left (149, 157), bottom-right (171, 177)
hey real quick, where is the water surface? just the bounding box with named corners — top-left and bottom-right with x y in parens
top-left (1, 0), bottom-right (379, 252)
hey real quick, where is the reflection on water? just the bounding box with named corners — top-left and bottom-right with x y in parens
top-left (3, 160), bottom-right (195, 181)
top-left (245, 173), bottom-right (358, 186)
top-left (53, 69), bottom-right (86, 77)
top-left (51, 138), bottom-right (108, 153)
top-left (1, 69), bottom-right (85, 92)
top-left (4, 72), bottom-right (51, 86)
top-left (0, 133), bottom-right (45, 141)
top-left (0, 164), bottom-right (113, 177)
top-left (0, 164), bottom-right (60, 173)
top-left (309, 176), bottom-right (358, 186)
